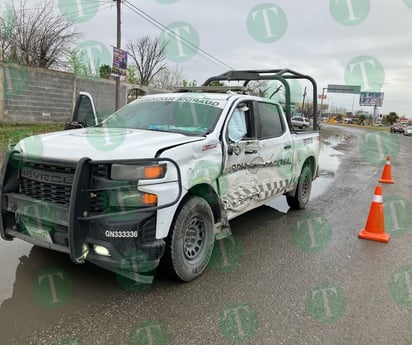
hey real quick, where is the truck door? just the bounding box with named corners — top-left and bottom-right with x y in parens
top-left (254, 100), bottom-right (293, 196)
top-left (219, 100), bottom-right (293, 219)
top-left (65, 92), bottom-right (98, 129)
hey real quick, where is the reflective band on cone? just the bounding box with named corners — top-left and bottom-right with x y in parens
top-left (372, 195), bottom-right (383, 203)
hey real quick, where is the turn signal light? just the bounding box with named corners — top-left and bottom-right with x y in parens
top-left (142, 193), bottom-right (157, 205)
top-left (144, 165), bottom-right (165, 179)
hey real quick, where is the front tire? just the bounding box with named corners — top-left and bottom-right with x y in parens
top-left (164, 196), bottom-right (215, 282)
top-left (286, 164), bottom-right (313, 210)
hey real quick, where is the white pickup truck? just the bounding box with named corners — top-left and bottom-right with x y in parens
top-left (0, 69), bottom-right (320, 283)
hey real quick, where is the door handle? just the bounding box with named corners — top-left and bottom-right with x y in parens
top-left (245, 149), bottom-right (258, 154)
top-left (283, 145), bottom-right (292, 150)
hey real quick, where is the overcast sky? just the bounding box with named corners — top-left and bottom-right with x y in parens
top-left (6, 0), bottom-right (412, 118)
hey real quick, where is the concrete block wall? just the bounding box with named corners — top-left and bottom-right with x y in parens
top-left (0, 63), bottom-right (129, 123)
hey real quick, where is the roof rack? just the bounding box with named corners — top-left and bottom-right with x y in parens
top-left (202, 69), bottom-right (318, 130)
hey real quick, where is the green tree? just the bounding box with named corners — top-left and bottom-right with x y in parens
top-left (66, 48), bottom-right (100, 77)
top-left (182, 79), bottom-right (197, 87)
top-left (387, 112), bottom-right (399, 125)
top-left (359, 114), bottom-right (366, 125)
top-left (99, 64), bottom-right (112, 79)
top-left (126, 65), bottom-right (139, 84)
top-left (335, 114), bottom-right (343, 122)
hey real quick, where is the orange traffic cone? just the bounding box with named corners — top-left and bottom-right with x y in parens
top-left (358, 185), bottom-right (390, 243)
top-left (378, 156), bottom-right (394, 184)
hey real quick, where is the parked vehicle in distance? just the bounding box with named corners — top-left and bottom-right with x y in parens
top-left (390, 123), bottom-right (406, 133)
top-left (291, 116), bottom-right (310, 129)
top-left (404, 125), bottom-right (412, 136)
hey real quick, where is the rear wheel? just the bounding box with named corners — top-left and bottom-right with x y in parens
top-left (164, 196), bottom-right (215, 282)
top-left (287, 164), bottom-right (313, 210)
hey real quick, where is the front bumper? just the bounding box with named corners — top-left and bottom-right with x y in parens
top-left (0, 152), bottom-right (181, 283)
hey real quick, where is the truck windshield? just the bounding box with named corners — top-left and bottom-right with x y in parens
top-left (102, 96), bottom-right (226, 136)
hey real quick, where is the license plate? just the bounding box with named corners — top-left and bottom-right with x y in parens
top-left (24, 224), bottom-right (53, 243)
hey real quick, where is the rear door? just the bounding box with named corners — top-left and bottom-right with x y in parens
top-left (254, 100), bottom-right (293, 198)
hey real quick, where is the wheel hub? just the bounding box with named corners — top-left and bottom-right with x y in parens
top-left (183, 217), bottom-right (206, 260)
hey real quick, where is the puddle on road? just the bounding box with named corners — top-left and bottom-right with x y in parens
top-left (311, 136), bottom-right (344, 199)
top-left (0, 236), bottom-right (120, 344)
top-left (0, 240), bottom-right (32, 304)
top-left (266, 134), bottom-right (345, 213)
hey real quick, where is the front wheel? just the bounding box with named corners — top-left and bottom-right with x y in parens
top-left (163, 196), bottom-right (215, 282)
top-left (286, 164), bottom-right (313, 210)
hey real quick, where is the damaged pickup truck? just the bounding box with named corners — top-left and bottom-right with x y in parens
top-left (0, 69), bottom-right (320, 283)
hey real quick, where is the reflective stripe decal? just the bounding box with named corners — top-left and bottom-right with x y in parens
top-left (223, 179), bottom-right (290, 211)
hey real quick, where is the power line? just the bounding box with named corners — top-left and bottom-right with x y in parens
top-left (57, 2), bottom-right (114, 20)
top-left (1, 2), bottom-right (114, 23)
top-left (123, 1), bottom-right (232, 70)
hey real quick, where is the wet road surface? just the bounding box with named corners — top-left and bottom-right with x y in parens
top-left (0, 125), bottom-right (411, 345)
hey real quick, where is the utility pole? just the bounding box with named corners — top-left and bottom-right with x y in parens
top-left (114, 0), bottom-right (121, 110)
top-left (301, 86), bottom-right (307, 115)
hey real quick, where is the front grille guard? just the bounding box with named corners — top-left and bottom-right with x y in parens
top-left (0, 151), bottom-right (182, 264)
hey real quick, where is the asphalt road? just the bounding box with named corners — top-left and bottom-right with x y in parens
top-left (0, 125), bottom-right (411, 345)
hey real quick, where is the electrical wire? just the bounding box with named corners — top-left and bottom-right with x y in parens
top-left (55, 2), bottom-right (114, 22)
top-left (1, 1), bottom-right (113, 23)
top-left (123, 0), bottom-right (232, 70)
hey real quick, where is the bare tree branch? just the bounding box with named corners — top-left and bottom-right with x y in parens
top-left (0, 0), bottom-right (81, 68)
top-left (126, 36), bottom-right (167, 86)
top-left (151, 64), bottom-right (186, 89)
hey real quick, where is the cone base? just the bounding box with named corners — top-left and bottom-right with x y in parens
top-left (378, 178), bottom-right (394, 184)
top-left (358, 229), bottom-right (390, 243)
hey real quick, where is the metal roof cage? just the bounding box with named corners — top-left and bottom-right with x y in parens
top-left (202, 69), bottom-right (318, 128)
top-left (173, 86), bottom-right (248, 94)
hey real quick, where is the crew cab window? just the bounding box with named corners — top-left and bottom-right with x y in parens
top-left (227, 102), bottom-right (253, 142)
top-left (256, 102), bottom-right (285, 139)
top-left (228, 109), bottom-right (247, 142)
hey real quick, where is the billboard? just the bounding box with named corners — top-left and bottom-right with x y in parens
top-left (359, 92), bottom-right (384, 106)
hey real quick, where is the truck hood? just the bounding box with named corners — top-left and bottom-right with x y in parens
top-left (14, 128), bottom-right (203, 161)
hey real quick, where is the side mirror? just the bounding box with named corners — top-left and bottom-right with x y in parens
top-left (64, 121), bottom-right (85, 130)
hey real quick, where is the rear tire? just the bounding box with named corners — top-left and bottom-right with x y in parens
top-left (287, 164), bottom-right (313, 210)
top-left (164, 196), bottom-right (215, 282)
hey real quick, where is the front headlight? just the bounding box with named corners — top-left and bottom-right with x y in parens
top-left (111, 164), bottom-right (167, 180)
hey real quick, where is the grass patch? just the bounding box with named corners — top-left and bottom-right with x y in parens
top-left (0, 123), bottom-right (64, 150)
